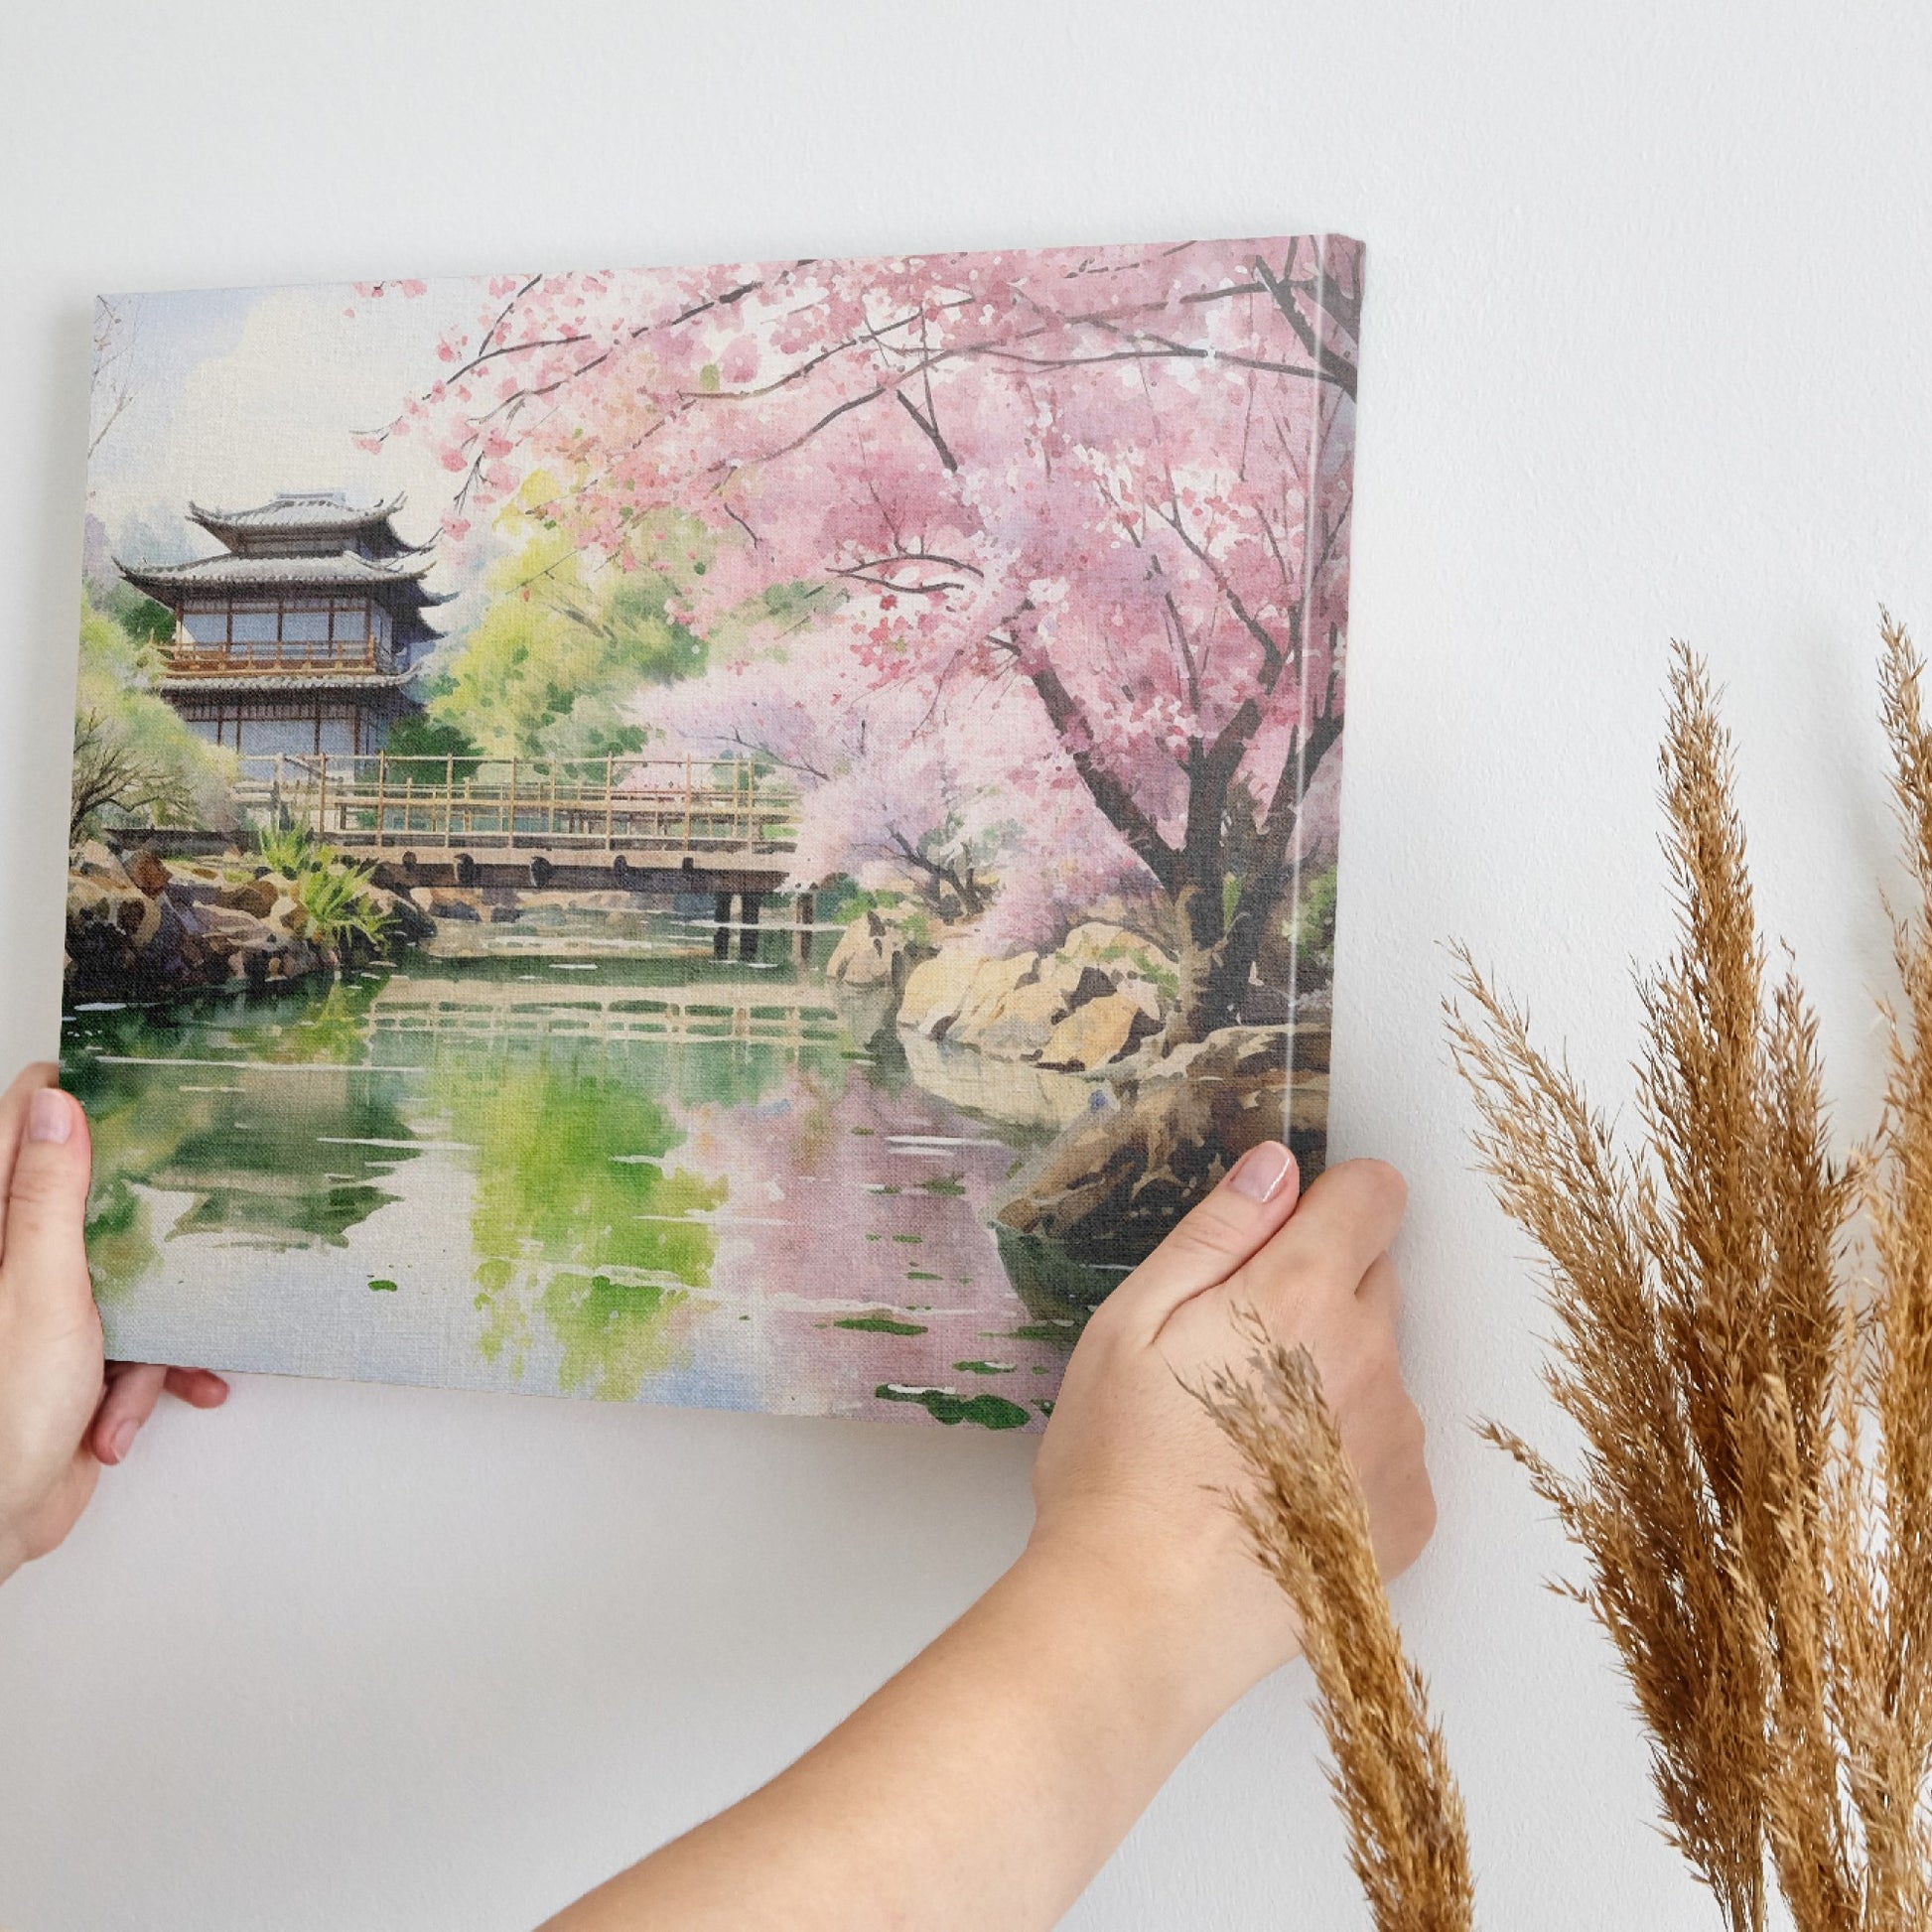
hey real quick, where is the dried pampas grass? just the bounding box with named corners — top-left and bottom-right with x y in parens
top-left (1201, 1315), bottom-right (1475, 1932)
top-left (1210, 618), bottom-right (1932, 1931)
top-left (1447, 619), bottom-right (1932, 1929)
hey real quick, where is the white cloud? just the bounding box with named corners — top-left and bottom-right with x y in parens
top-left (86, 276), bottom-right (497, 621)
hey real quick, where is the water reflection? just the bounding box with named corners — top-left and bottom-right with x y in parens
top-left (63, 912), bottom-right (1090, 1428)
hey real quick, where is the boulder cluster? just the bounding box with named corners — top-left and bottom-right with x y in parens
top-left (994, 1023), bottom-right (1329, 1271)
top-left (819, 903), bottom-right (1333, 1270)
top-left (826, 914), bottom-right (1177, 1071)
top-left (64, 842), bottom-right (430, 1001)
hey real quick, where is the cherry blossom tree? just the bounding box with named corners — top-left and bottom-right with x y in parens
top-left (646, 641), bottom-right (1145, 932)
top-left (364, 236), bottom-right (1359, 1036)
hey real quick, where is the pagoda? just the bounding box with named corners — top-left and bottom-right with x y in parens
top-left (118, 490), bottom-right (453, 758)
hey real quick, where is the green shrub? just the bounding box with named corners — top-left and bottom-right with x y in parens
top-left (295, 861), bottom-right (393, 950)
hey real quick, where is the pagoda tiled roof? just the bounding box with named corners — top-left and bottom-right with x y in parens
top-left (154, 668), bottom-right (424, 698)
top-left (117, 550), bottom-right (456, 607)
top-left (188, 490), bottom-right (432, 556)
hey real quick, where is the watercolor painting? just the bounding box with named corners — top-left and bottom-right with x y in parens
top-left (59, 237), bottom-right (1359, 1430)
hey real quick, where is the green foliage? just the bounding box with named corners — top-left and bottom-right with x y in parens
top-left (430, 496), bottom-right (713, 759)
top-left (254, 821), bottom-right (322, 877)
top-left (70, 591), bottom-right (231, 845)
top-left (1290, 864), bottom-right (1339, 978)
top-left (252, 827), bottom-right (397, 958)
top-left (293, 861), bottom-right (394, 950)
top-left (382, 707), bottom-right (484, 779)
top-left (98, 583), bottom-right (177, 648)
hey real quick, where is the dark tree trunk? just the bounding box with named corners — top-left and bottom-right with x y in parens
top-left (1202, 711), bottom-right (1344, 1031)
top-left (1024, 647), bottom-right (1342, 1049)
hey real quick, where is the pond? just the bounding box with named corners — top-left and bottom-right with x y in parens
top-left (63, 907), bottom-right (1121, 1432)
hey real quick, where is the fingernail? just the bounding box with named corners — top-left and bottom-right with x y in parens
top-left (1228, 1142), bottom-right (1294, 1202)
top-left (107, 1418), bottom-right (137, 1463)
top-left (27, 1089), bottom-right (72, 1145)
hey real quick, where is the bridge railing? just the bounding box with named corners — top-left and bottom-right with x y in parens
top-left (233, 753), bottom-right (798, 856)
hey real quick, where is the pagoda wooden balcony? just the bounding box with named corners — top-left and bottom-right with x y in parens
top-left (160, 639), bottom-right (393, 678)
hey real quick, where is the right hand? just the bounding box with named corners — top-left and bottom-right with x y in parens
top-left (1027, 1145), bottom-right (1435, 1721)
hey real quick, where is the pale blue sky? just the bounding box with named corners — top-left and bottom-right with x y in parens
top-left (86, 275), bottom-right (497, 624)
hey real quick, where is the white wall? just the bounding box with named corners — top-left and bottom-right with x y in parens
top-left (2, 3), bottom-right (1928, 1924)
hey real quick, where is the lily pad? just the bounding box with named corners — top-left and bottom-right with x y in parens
top-left (875, 1385), bottom-right (1032, 1430)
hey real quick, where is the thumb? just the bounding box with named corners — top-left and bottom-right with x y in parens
top-left (1099, 1140), bottom-right (1302, 1338)
top-left (2, 1083), bottom-right (95, 1327)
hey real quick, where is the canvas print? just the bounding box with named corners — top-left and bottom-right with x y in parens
top-left (60, 236), bottom-right (1360, 1430)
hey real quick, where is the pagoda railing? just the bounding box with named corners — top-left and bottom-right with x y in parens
top-left (162, 639), bottom-right (393, 678)
top-left (231, 753), bottom-right (798, 858)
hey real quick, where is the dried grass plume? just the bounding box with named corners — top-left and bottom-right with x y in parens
top-left (1200, 1313), bottom-right (1475, 1932)
top-left (1447, 619), bottom-right (1932, 1930)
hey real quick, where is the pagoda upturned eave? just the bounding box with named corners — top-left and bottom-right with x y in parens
top-left (186, 489), bottom-right (434, 559)
top-left (116, 550), bottom-right (454, 607)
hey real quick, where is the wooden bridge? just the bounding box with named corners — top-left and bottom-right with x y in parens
top-left (232, 753), bottom-right (808, 959)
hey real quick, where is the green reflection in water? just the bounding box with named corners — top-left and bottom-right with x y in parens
top-left (430, 1056), bottom-right (726, 1401)
top-left (66, 976), bottom-right (420, 1290)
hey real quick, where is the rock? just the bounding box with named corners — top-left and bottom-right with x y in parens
top-left (1236, 978), bottom-right (1295, 1025)
top-left (1073, 966), bottom-right (1120, 1012)
top-left (72, 841), bottom-right (133, 892)
top-left (1111, 975), bottom-right (1165, 1024)
top-left (1288, 1022), bottom-right (1330, 1073)
top-left (410, 887), bottom-right (481, 921)
top-left (996, 1024), bottom-right (1326, 1269)
top-left (1061, 921), bottom-right (1177, 986)
top-left (960, 979), bottom-right (1070, 1059)
top-left (163, 867), bottom-right (228, 909)
top-left (898, 949), bottom-right (986, 1036)
top-left (123, 846), bottom-right (172, 898)
top-left (367, 887), bottom-right (434, 942)
top-left (825, 910), bottom-right (919, 990)
top-left (949, 952), bottom-right (1039, 1041)
top-left (130, 897), bottom-right (161, 948)
top-left (1037, 992), bottom-right (1156, 1071)
top-left (481, 900), bottom-right (521, 924)
top-left (139, 895), bottom-right (202, 982)
top-left (1138, 1023), bottom-right (1291, 1084)
top-left (267, 895), bottom-right (310, 939)
top-left (198, 904), bottom-right (279, 961)
top-left (65, 877), bottom-right (144, 988)
top-left (1286, 1072), bottom-right (1331, 1134)
top-left (215, 875), bottom-right (283, 919)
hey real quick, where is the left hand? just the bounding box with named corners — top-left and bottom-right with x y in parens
top-left (0, 1062), bottom-right (228, 1584)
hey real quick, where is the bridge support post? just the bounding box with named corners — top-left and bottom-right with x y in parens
top-left (793, 893), bottom-right (814, 967)
top-left (713, 893), bottom-right (733, 960)
top-left (736, 892), bottom-right (762, 962)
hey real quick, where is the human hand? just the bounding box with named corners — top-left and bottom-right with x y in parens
top-left (0, 1063), bottom-right (228, 1584)
top-left (1027, 1145), bottom-right (1434, 1725)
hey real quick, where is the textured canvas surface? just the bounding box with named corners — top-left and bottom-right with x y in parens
top-left (61, 238), bottom-right (1359, 1430)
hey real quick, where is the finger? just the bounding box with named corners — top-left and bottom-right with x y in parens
top-left (0, 1063), bottom-right (62, 1260)
top-left (1242, 1159), bottom-right (1408, 1307)
top-left (1, 1083), bottom-right (95, 1329)
top-left (163, 1367), bottom-right (230, 1409)
top-left (1101, 1141), bottom-right (1302, 1337)
top-left (1355, 1252), bottom-right (1402, 1320)
top-left (93, 1362), bottom-right (168, 1465)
